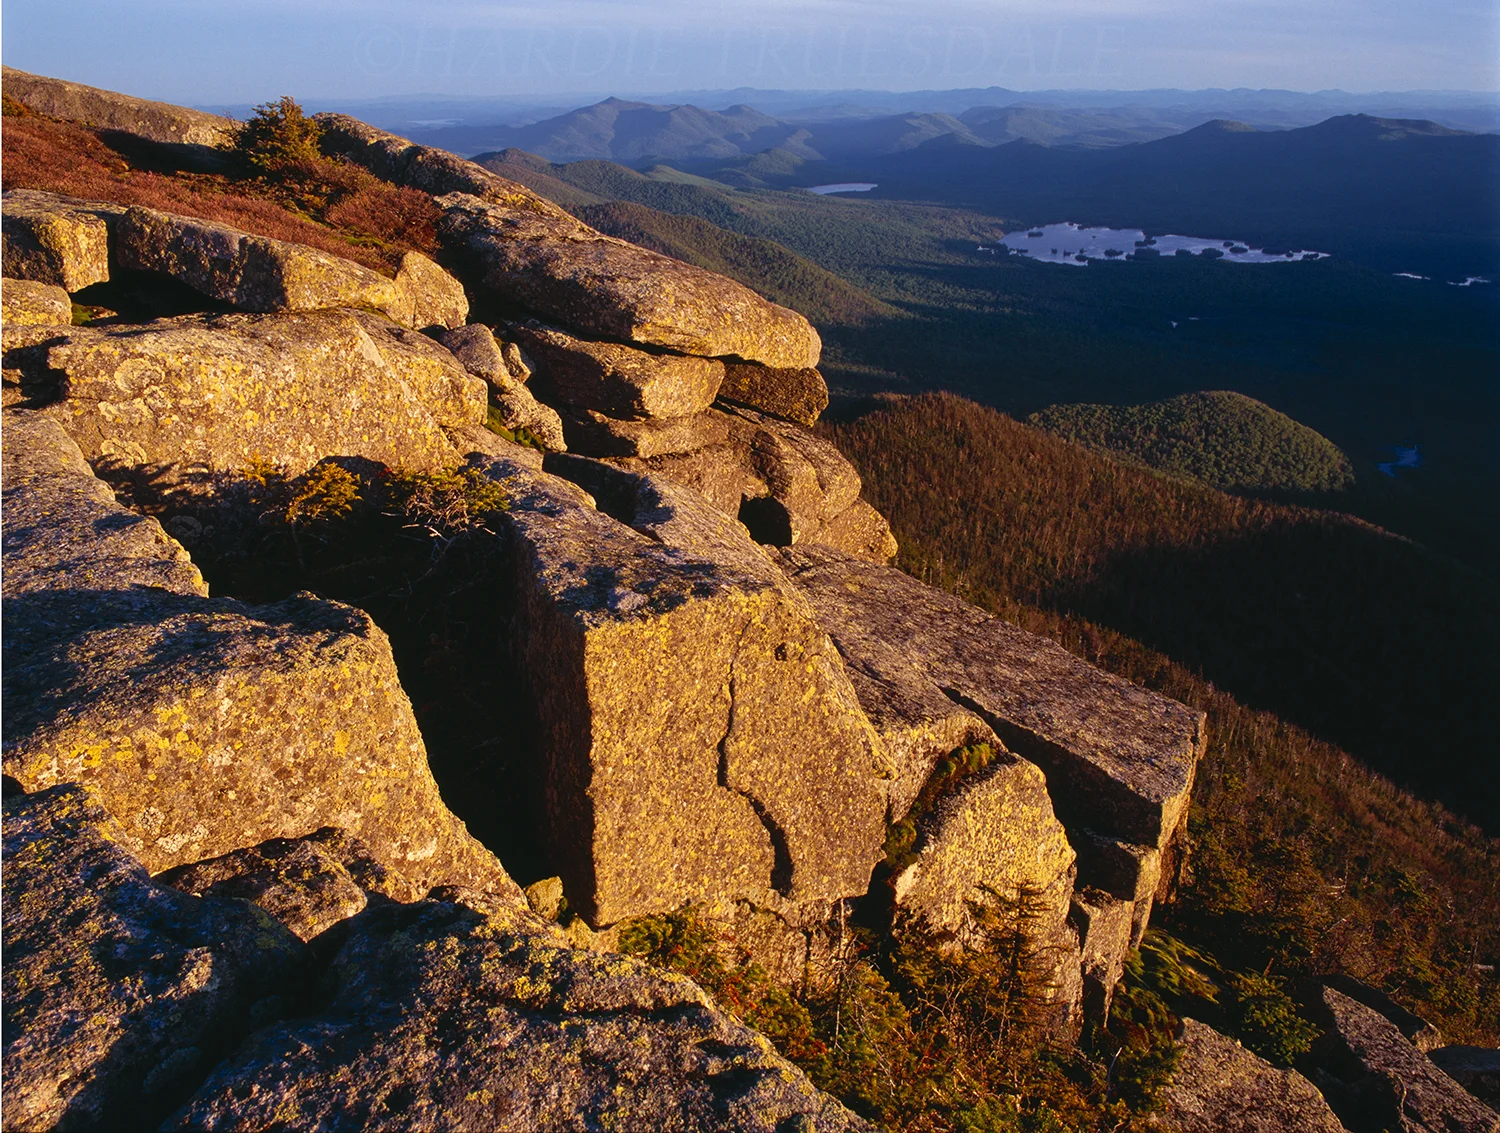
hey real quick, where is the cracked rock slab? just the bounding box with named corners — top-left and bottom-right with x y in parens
top-left (436, 191), bottom-right (822, 369)
top-left (481, 455), bottom-right (886, 926)
top-left (2, 783), bottom-right (304, 1133)
top-left (2, 412), bottom-right (518, 901)
top-left (777, 545), bottom-right (1205, 850)
top-left (514, 323), bottom-right (725, 419)
top-left (349, 311), bottom-right (487, 429)
top-left (34, 310), bottom-right (463, 475)
top-left (1163, 1018), bottom-right (1345, 1133)
top-left (1312, 986), bottom-right (1499, 1133)
top-left (166, 897), bottom-right (872, 1132)
top-left (561, 405), bottom-right (730, 458)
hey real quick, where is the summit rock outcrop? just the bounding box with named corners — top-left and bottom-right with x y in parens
top-left (0, 70), bottom-right (1223, 1127)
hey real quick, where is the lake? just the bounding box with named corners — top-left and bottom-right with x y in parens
top-left (993, 222), bottom-right (1328, 265)
top-left (805, 183), bottom-right (879, 195)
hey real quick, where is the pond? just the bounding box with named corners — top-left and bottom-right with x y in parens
top-left (991, 222), bottom-right (1328, 265)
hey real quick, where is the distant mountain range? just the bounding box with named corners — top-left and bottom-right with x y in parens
top-left (259, 87), bottom-right (1499, 165)
top-left (840, 114), bottom-right (1500, 272)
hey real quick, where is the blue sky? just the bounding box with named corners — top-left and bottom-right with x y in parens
top-left (4, 0), bottom-right (1497, 103)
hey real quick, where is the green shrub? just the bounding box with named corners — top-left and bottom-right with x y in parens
top-left (227, 96), bottom-right (324, 175)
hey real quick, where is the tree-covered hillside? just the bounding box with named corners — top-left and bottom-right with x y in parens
top-left (1028, 390), bottom-right (1355, 495)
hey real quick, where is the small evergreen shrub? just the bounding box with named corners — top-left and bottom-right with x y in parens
top-left (227, 96), bottom-right (324, 176)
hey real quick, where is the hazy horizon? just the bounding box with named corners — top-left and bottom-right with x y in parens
top-left (4, 0), bottom-right (1498, 106)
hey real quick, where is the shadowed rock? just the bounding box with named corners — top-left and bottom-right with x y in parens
top-left (723, 407), bottom-right (887, 557)
top-left (2, 412), bottom-right (518, 901)
top-left (157, 827), bottom-right (423, 942)
top-left (1, 66), bottom-right (233, 147)
top-left (165, 897), bottom-right (872, 1132)
top-left (35, 310), bottom-right (463, 474)
top-left (436, 192), bottom-right (822, 369)
top-left (1071, 889), bottom-right (1135, 1020)
top-left (1430, 1047), bottom-right (1500, 1109)
top-left (1311, 986), bottom-right (1499, 1133)
top-left (115, 205), bottom-right (466, 328)
top-left (604, 443), bottom-right (752, 515)
top-left (480, 455), bottom-right (885, 926)
top-left (2, 278), bottom-right (72, 326)
top-left (718, 361), bottom-right (830, 426)
top-left (2, 189), bottom-right (123, 291)
top-left (1162, 1018), bottom-right (1345, 1133)
top-left (561, 406), bottom-right (730, 458)
top-left (439, 322), bottom-right (510, 384)
top-left (514, 323), bottom-right (725, 419)
top-left (2, 783), bottom-right (304, 1132)
top-left (776, 545), bottom-right (1205, 851)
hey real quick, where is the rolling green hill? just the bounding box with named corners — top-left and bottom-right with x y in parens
top-left (1028, 390), bottom-right (1356, 494)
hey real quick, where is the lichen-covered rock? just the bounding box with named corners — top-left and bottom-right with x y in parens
top-left (893, 755), bottom-right (1083, 1028)
top-left (1430, 1048), bottom-right (1500, 1109)
top-left (777, 544), bottom-right (1205, 851)
top-left (349, 311), bottom-right (487, 429)
top-left (514, 323), bottom-right (726, 419)
top-left (802, 498), bottom-right (899, 563)
top-left (115, 204), bottom-right (415, 320)
top-left (718, 361), bottom-right (830, 427)
top-left (764, 552), bottom-right (987, 820)
top-left (2, 783), bottom-right (304, 1133)
top-left (1162, 1018), bottom-right (1346, 1133)
top-left (1072, 828), bottom-right (1163, 907)
top-left (2, 66), bottom-right (233, 147)
top-left (481, 455), bottom-right (885, 926)
top-left (2, 413), bottom-right (517, 901)
top-left (1, 411), bottom-right (206, 597)
top-left (157, 827), bottom-right (423, 942)
top-left (36, 310), bottom-right (462, 474)
top-left (391, 250), bottom-right (469, 330)
top-left (436, 192), bottom-right (822, 369)
top-left (1312, 986), bottom-right (1499, 1133)
top-left (2, 278), bottom-right (72, 326)
top-left (724, 406), bottom-right (866, 546)
top-left (491, 375), bottom-right (568, 451)
top-left (439, 322), bottom-right (510, 384)
top-left (166, 897), bottom-right (871, 1132)
top-left (315, 113), bottom-right (559, 208)
top-left (561, 405), bottom-right (730, 458)
top-left (1, 189), bottom-right (122, 291)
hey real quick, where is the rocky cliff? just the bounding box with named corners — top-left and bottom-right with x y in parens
top-left (2, 70), bottom-right (1214, 1129)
